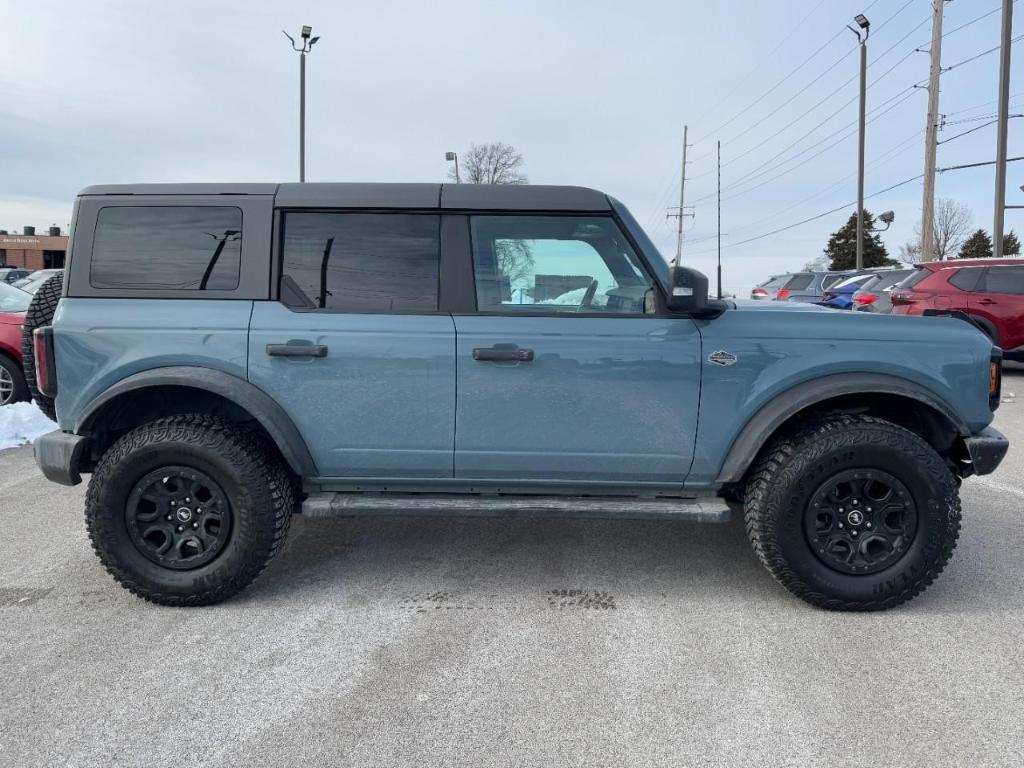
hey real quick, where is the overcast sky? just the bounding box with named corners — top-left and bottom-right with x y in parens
top-left (2, 0), bottom-right (1020, 293)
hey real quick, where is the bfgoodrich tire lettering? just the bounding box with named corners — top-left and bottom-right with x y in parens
top-left (85, 414), bottom-right (294, 606)
top-left (744, 414), bottom-right (961, 611)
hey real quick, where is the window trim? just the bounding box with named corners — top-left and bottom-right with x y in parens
top-left (464, 212), bottom-right (663, 319)
top-left (274, 208), bottom-right (445, 315)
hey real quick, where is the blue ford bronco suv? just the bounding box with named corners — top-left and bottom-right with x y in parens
top-left (26, 183), bottom-right (1008, 609)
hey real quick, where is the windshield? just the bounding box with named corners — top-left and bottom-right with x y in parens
top-left (0, 281), bottom-right (32, 312)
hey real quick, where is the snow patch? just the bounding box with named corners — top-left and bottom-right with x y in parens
top-left (0, 402), bottom-right (57, 451)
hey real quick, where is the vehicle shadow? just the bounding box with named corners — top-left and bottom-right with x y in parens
top-left (249, 512), bottom-right (779, 608)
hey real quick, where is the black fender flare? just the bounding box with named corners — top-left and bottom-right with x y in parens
top-left (715, 373), bottom-right (969, 484)
top-left (76, 366), bottom-right (318, 477)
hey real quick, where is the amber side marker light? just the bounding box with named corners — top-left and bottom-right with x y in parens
top-left (990, 356), bottom-right (1003, 411)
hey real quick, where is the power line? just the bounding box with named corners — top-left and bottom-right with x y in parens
top-left (685, 129), bottom-right (925, 247)
top-left (942, 34), bottom-right (1024, 75)
top-left (686, 157), bottom-right (1024, 257)
top-left (691, 0), bottom-right (916, 162)
top-left (690, 87), bottom-right (920, 205)
top-left (690, 11), bottom-right (931, 180)
top-left (694, 0), bottom-right (833, 131)
top-left (938, 115), bottom-right (1023, 144)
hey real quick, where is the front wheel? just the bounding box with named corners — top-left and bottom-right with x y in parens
top-left (85, 415), bottom-right (295, 606)
top-left (744, 414), bottom-right (961, 611)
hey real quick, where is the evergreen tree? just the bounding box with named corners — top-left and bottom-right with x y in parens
top-left (958, 229), bottom-right (993, 259)
top-left (1002, 229), bottom-right (1021, 256)
top-left (824, 210), bottom-right (894, 270)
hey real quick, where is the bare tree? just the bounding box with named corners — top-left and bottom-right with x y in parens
top-left (899, 240), bottom-right (922, 264)
top-left (932, 198), bottom-right (972, 260)
top-left (453, 142), bottom-right (528, 185)
top-left (904, 199), bottom-right (973, 262)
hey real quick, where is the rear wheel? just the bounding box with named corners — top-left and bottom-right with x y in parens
top-left (21, 272), bottom-right (63, 420)
top-left (0, 353), bottom-right (29, 405)
top-left (744, 414), bottom-right (961, 611)
top-left (85, 414), bottom-right (295, 606)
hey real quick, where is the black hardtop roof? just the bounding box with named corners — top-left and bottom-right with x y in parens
top-left (77, 183), bottom-right (612, 212)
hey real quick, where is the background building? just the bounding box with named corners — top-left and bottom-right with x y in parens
top-left (0, 226), bottom-right (68, 270)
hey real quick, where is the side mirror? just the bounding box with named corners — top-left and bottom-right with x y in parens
top-left (666, 265), bottom-right (709, 313)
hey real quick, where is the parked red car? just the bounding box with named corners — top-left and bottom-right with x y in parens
top-left (0, 281), bottom-right (32, 405)
top-left (891, 258), bottom-right (1024, 360)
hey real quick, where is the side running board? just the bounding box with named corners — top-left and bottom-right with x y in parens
top-left (301, 493), bottom-right (730, 522)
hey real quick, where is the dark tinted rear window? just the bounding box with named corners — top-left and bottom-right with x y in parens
top-left (949, 267), bottom-right (984, 292)
top-left (784, 273), bottom-right (814, 291)
top-left (281, 212), bottom-right (440, 312)
top-left (898, 268), bottom-right (931, 289)
top-left (979, 265), bottom-right (1024, 295)
top-left (91, 206), bottom-right (242, 290)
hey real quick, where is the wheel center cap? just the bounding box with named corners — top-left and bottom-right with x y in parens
top-left (175, 507), bottom-right (193, 523)
top-left (846, 509), bottom-right (865, 527)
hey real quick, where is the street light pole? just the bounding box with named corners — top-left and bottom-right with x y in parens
top-left (446, 152), bottom-right (460, 183)
top-left (993, 0), bottom-right (1014, 258)
top-left (283, 26), bottom-right (321, 183)
top-left (850, 14), bottom-right (870, 271)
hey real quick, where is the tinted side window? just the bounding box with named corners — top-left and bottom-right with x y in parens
top-left (281, 213), bottom-right (439, 312)
top-left (91, 206), bottom-right (242, 290)
top-left (979, 265), bottom-right (1024, 295)
top-left (785, 273), bottom-right (814, 291)
top-left (948, 267), bottom-right (984, 292)
top-left (899, 268), bottom-right (931, 289)
top-left (469, 215), bottom-right (654, 314)
top-left (820, 274), bottom-right (847, 290)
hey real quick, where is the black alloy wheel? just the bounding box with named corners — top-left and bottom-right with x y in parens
top-left (125, 466), bottom-right (233, 570)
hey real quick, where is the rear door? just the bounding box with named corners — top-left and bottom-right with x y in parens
top-left (970, 265), bottom-right (1024, 351)
top-left (452, 213), bottom-right (702, 486)
top-left (248, 210), bottom-right (456, 479)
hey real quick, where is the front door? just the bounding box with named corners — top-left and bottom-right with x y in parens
top-left (249, 211), bottom-right (455, 479)
top-left (970, 265), bottom-right (1024, 353)
top-left (453, 214), bottom-right (701, 486)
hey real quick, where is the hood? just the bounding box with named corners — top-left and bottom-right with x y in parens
top-left (730, 299), bottom-right (831, 313)
top-left (0, 310), bottom-right (26, 325)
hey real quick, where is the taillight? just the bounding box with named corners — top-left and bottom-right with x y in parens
top-left (751, 288), bottom-right (768, 297)
top-left (990, 349), bottom-right (1003, 411)
top-left (776, 287), bottom-right (790, 301)
top-left (890, 290), bottom-right (932, 306)
top-left (854, 293), bottom-right (878, 305)
top-left (33, 326), bottom-right (57, 398)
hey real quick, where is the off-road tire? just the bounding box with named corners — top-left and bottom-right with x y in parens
top-left (85, 414), bottom-right (295, 606)
top-left (0, 352), bottom-right (29, 405)
top-left (20, 272), bottom-right (63, 420)
top-left (744, 414), bottom-right (961, 611)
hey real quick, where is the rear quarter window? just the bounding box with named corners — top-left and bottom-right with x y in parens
top-left (897, 268), bottom-right (931, 289)
top-left (784, 273), bottom-right (814, 291)
top-left (90, 206), bottom-right (242, 291)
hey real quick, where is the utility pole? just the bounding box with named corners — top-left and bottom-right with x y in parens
top-left (994, 0), bottom-right (1014, 258)
top-left (675, 125), bottom-right (689, 265)
top-left (283, 26), bottom-right (321, 183)
top-left (717, 139), bottom-right (722, 299)
top-left (920, 1), bottom-right (945, 262)
top-left (850, 14), bottom-right (870, 271)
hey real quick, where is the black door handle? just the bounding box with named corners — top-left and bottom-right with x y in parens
top-left (472, 346), bottom-right (534, 362)
top-left (267, 343), bottom-right (328, 358)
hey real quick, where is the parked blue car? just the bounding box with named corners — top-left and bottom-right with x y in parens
top-left (25, 182), bottom-right (1008, 611)
top-left (819, 272), bottom-right (878, 309)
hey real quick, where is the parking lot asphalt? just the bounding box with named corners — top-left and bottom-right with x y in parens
top-left (1, 372), bottom-right (1023, 768)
